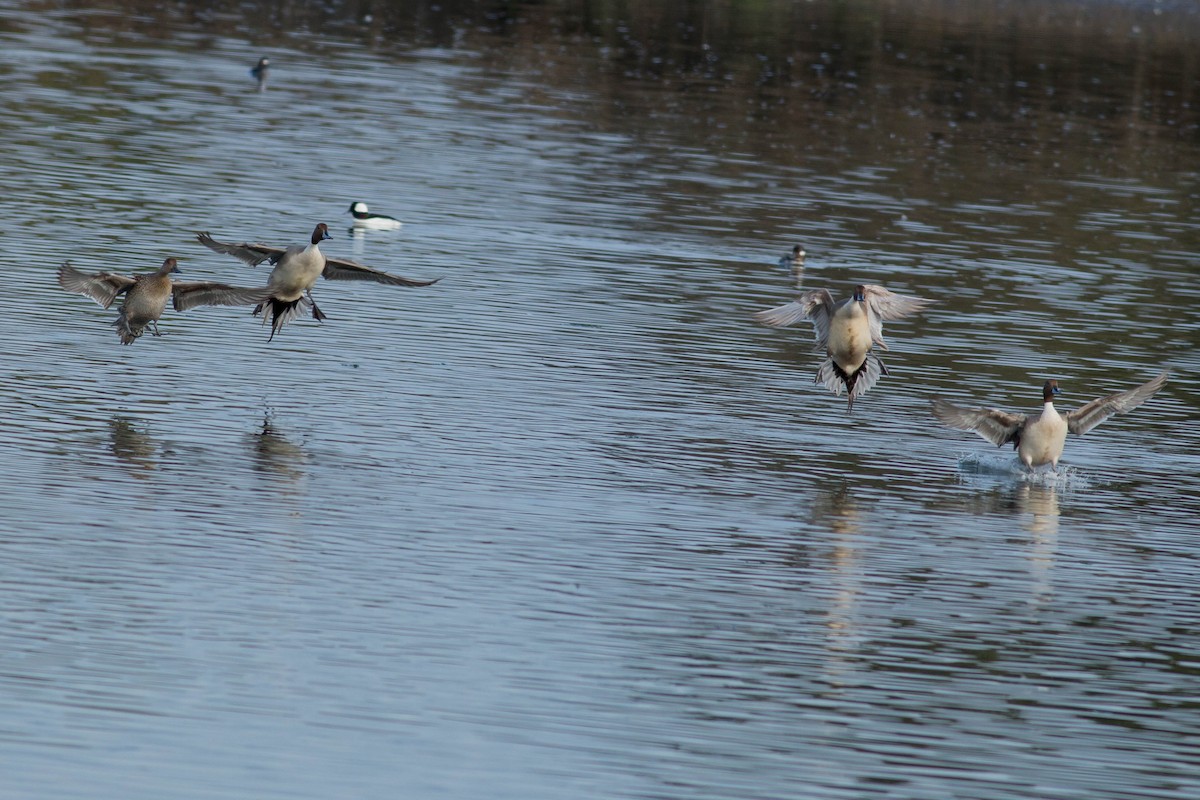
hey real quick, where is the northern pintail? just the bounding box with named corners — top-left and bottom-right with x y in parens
top-left (755, 284), bottom-right (932, 412)
top-left (348, 202), bottom-right (402, 230)
top-left (58, 258), bottom-right (272, 345)
top-left (196, 223), bottom-right (439, 340)
top-left (930, 372), bottom-right (1169, 471)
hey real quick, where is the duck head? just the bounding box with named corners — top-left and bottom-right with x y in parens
top-left (311, 223), bottom-right (332, 244)
top-left (1042, 380), bottom-right (1061, 403)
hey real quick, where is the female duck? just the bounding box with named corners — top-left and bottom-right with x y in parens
top-left (348, 202), bottom-right (402, 230)
top-left (930, 372), bottom-right (1169, 471)
top-left (755, 284), bottom-right (932, 412)
top-left (58, 258), bottom-right (271, 344)
top-left (197, 223), bottom-right (439, 340)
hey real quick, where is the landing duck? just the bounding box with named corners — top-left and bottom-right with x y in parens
top-left (930, 372), bottom-right (1169, 471)
top-left (58, 258), bottom-right (271, 345)
top-left (196, 223), bottom-right (439, 340)
top-left (755, 284), bottom-right (932, 412)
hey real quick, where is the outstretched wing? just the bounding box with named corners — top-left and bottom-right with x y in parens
top-left (862, 285), bottom-right (933, 350)
top-left (171, 282), bottom-right (274, 312)
top-left (931, 398), bottom-right (1024, 447)
top-left (1066, 371), bottom-right (1168, 435)
top-left (57, 262), bottom-right (136, 308)
top-left (196, 232), bottom-right (284, 268)
top-left (321, 257), bottom-right (440, 287)
top-left (754, 288), bottom-right (837, 349)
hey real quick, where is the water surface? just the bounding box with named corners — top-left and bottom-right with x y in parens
top-left (0, 1), bottom-right (1197, 798)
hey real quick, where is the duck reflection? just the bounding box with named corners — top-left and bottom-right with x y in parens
top-left (963, 480), bottom-right (1061, 607)
top-left (247, 413), bottom-right (309, 484)
top-left (108, 416), bottom-right (158, 474)
top-left (808, 484), bottom-right (865, 675)
top-left (1015, 483), bottom-right (1060, 608)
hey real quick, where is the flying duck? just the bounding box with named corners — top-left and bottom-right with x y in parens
top-left (196, 223), bottom-right (439, 340)
top-left (57, 258), bottom-right (272, 345)
top-left (755, 284), bottom-right (932, 412)
top-left (930, 372), bottom-right (1169, 471)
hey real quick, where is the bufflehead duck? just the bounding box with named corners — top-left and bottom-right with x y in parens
top-left (931, 372), bottom-right (1169, 471)
top-left (251, 56), bottom-right (269, 90)
top-left (348, 201), bottom-right (403, 230)
top-left (57, 258), bottom-right (272, 344)
top-left (755, 284), bottom-right (933, 412)
top-left (196, 223), bottom-right (439, 340)
top-left (778, 243), bottom-right (806, 289)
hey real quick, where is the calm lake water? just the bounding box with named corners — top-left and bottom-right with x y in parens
top-left (1, 1), bottom-right (1198, 798)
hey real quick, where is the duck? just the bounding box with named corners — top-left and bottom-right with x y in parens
top-left (348, 202), bottom-right (402, 230)
top-left (778, 244), bottom-right (805, 271)
top-left (755, 284), bottom-right (932, 412)
top-left (777, 244), bottom-right (806, 289)
top-left (930, 372), bottom-right (1169, 471)
top-left (251, 56), bottom-right (269, 90)
top-left (196, 223), bottom-right (439, 340)
top-left (57, 258), bottom-right (272, 345)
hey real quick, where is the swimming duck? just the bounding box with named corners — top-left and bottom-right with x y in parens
top-left (348, 202), bottom-right (402, 230)
top-left (251, 56), bottom-right (269, 91)
top-left (930, 372), bottom-right (1169, 471)
top-left (57, 258), bottom-right (272, 345)
top-left (778, 244), bottom-right (805, 270)
top-left (755, 284), bottom-right (932, 412)
top-left (777, 244), bottom-right (806, 289)
top-left (196, 223), bottom-right (439, 340)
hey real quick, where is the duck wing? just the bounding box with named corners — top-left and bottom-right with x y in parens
top-left (754, 289), bottom-right (837, 349)
top-left (861, 285), bottom-right (933, 350)
top-left (931, 398), bottom-right (1024, 447)
top-left (320, 257), bottom-right (440, 287)
top-left (196, 232), bottom-right (284, 268)
top-left (171, 282), bottom-right (274, 312)
top-left (57, 262), bottom-right (136, 309)
top-left (1065, 371), bottom-right (1168, 435)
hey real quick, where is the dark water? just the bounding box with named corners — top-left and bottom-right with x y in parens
top-left (1, 1), bottom-right (1198, 798)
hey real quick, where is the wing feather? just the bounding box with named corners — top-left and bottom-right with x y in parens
top-left (172, 282), bottom-right (275, 312)
top-left (57, 262), bottom-right (136, 308)
top-left (1065, 371), bottom-right (1168, 435)
top-left (862, 285), bottom-right (933, 349)
top-left (931, 398), bottom-right (1024, 447)
top-left (754, 289), bottom-right (836, 349)
top-left (196, 232), bottom-right (282, 268)
top-left (320, 257), bottom-right (440, 286)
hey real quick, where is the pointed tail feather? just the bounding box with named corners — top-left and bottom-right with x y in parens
top-left (814, 354), bottom-right (890, 413)
top-left (252, 296), bottom-right (311, 341)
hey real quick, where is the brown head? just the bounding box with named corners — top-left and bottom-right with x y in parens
top-left (1042, 379), bottom-right (1061, 403)
top-left (310, 223), bottom-right (332, 245)
top-left (852, 284), bottom-right (867, 302)
top-left (158, 257), bottom-right (180, 275)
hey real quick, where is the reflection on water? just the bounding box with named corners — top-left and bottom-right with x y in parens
top-left (108, 416), bottom-right (158, 474)
top-left (0, 1), bottom-right (1198, 799)
top-left (1018, 484), bottom-right (1061, 608)
top-left (247, 412), bottom-right (308, 484)
top-left (811, 484), bottom-right (865, 680)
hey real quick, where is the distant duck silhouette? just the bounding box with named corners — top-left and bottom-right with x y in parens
top-left (931, 372), bottom-right (1169, 471)
top-left (58, 258), bottom-right (271, 344)
top-left (197, 223), bottom-right (440, 340)
top-left (251, 56), bottom-right (269, 91)
top-left (755, 284), bottom-right (932, 412)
